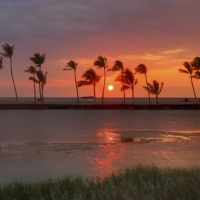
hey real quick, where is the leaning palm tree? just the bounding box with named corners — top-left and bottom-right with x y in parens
top-left (143, 80), bottom-right (163, 104)
top-left (135, 64), bottom-right (150, 104)
top-left (179, 62), bottom-right (198, 104)
top-left (77, 68), bottom-right (101, 100)
top-left (29, 70), bottom-right (48, 103)
top-left (30, 53), bottom-right (46, 99)
top-left (24, 66), bottom-right (36, 104)
top-left (0, 44), bottom-right (18, 102)
top-left (0, 57), bottom-right (3, 69)
top-left (123, 68), bottom-right (138, 104)
top-left (63, 60), bottom-right (79, 103)
top-left (94, 56), bottom-right (108, 103)
top-left (108, 60), bottom-right (126, 103)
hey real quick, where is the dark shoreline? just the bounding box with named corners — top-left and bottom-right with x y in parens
top-left (0, 103), bottom-right (200, 110)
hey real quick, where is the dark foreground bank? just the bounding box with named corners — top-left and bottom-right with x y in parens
top-left (0, 166), bottom-right (200, 200)
top-left (0, 103), bottom-right (200, 110)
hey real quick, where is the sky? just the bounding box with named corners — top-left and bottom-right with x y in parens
top-left (0, 0), bottom-right (200, 98)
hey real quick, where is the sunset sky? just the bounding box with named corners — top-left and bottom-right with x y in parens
top-left (0, 0), bottom-right (200, 98)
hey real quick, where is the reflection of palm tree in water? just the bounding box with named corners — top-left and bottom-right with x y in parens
top-left (85, 143), bottom-right (125, 177)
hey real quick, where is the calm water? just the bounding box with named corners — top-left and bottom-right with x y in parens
top-left (0, 110), bottom-right (200, 184)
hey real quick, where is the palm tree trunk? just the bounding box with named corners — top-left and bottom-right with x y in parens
top-left (10, 58), bottom-right (18, 102)
top-left (39, 83), bottom-right (42, 101)
top-left (121, 69), bottom-right (125, 104)
top-left (156, 94), bottom-right (158, 104)
top-left (94, 84), bottom-right (96, 101)
top-left (145, 73), bottom-right (150, 104)
top-left (102, 67), bottom-right (106, 103)
top-left (41, 86), bottom-right (44, 103)
top-left (33, 72), bottom-right (36, 104)
top-left (132, 86), bottom-right (134, 104)
top-left (74, 70), bottom-right (79, 103)
top-left (190, 77), bottom-right (198, 104)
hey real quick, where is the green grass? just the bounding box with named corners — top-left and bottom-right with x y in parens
top-left (0, 165), bottom-right (200, 200)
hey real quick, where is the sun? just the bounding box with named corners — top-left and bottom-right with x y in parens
top-left (108, 85), bottom-right (114, 91)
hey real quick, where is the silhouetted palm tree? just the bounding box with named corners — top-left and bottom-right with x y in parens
top-left (30, 53), bottom-right (46, 99)
top-left (123, 68), bottom-right (138, 104)
top-left (0, 43), bottom-right (18, 102)
top-left (0, 57), bottom-right (3, 69)
top-left (24, 66), bottom-right (36, 104)
top-left (135, 64), bottom-right (150, 104)
top-left (29, 70), bottom-right (47, 103)
top-left (143, 80), bottom-right (163, 104)
top-left (63, 60), bottom-right (79, 103)
top-left (94, 56), bottom-right (108, 103)
top-left (179, 62), bottom-right (198, 104)
top-left (77, 68), bottom-right (101, 100)
top-left (108, 60), bottom-right (126, 103)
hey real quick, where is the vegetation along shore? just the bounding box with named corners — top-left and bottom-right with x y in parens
top-left (0, 165), bottom-right (199, 200)
top-left (1, 44), bottom-right (200, 105)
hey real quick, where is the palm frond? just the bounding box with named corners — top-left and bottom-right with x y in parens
top-left (77, 80), bottom-right (92, 87)
top-left (94, 56), bottom-right (107, 69)
top-left (135, 64), bottom-right (147, 74)
top-left (0, 43), bottom-right (14, 58)
top-left (182, 62), bottom-right (192, 74)
top-left (30, 53), bottom-right (46, 66)
top-left (192, 71), bottom-right (200, 79)
top-left (178, 69), bottom-right (189, 74)
top-left (191, 57), bottom-right (200, 70)
top-left (29, 76), bottom-right (39, 83)
top-left (24, 66), bottom-right (36, 74)
top-left (64, 60), bottom-right (77, 71)
top-left (144, 80), bottom-right (164, 96)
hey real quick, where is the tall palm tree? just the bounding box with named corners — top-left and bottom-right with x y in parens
top-left (29, 70), bottom-right (48, 103)
top-left (108, 60), bottom-right (126, 103)
top-left (0, 43), bottom-right (18, 102)
top-left (0, 57), bottom-right (3, 69)
top-left (179, 62), bottom-right (198, 104)
top-left (24, 66), bottom-right (36, 104)
top-left (143, 80), bottom-right (163, 104)
top-left (77, 68), bottom-right (101, 100)
top-left (30, 53), bottom-right (46, 99)
top-left (94, 56), bottom-right (108, 103)
top-left (135, 64), bottom-right (150, 104)
top-left (123, 68), bottom-right (138, 104)
top-left (63, 60), bottom-right (79, 103)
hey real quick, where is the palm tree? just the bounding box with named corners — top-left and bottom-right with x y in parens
top-left (123, 68), bottom-right (138, 104)
top-left (30, 53), bottom-right (46, 99)
top-left (94, 56), bottom-right (108, 103)
top-left (29, 70), bottom-right (48, 103)
top-left (0, 43), bottom-right (18, 102)
top-left (143, 80), bottom-right (163, 104)
top-left (24, 66), bottom-right (36, 104)
top-left (179, 62), bottom-right (198, 104)
top-left (135, 64), bottom-right (150, 104)
top-left (63, 60), bottom-right (79, 103)
top-left (77, 68), bottom-right (101, 100)
top-left (108, 60), bottom-right (126, 103)
top-left (0, 57), bottom-right (3, 69)
top-left (192, 71), bottom-right (200, 79)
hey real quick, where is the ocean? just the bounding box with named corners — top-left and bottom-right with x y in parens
top-left (0, 109), bottom-right (200, 184)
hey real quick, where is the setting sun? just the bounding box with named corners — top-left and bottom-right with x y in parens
top-left (108, 85), bottom-right (114, 91)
